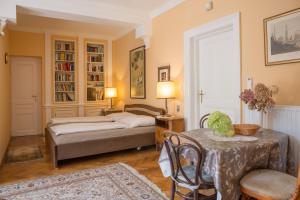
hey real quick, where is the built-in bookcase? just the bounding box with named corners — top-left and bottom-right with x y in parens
top-left (85, 42), bottom-right (105, 102)
top-left (53, 37), bottom-right (77, 103)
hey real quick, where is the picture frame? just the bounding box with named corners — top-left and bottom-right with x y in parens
top-left (264, 8), bottom-right (300, 66)
top-left (158, 65), bottom-right (170, 82)
top-left (130, 45), bottom-right (146, 99)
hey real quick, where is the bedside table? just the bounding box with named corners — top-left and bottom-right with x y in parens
top-left (155, 116), bottom-right (185, 150)
top-left (103, 109), bottom-right (123, 116)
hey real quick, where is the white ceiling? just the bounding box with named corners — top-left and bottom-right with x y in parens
top-left (13, 12), bottom-right (137, 39)
top-left (88, 0), bottom-right (170, 12)
top-left (8, 0), bottom-right (183, 39)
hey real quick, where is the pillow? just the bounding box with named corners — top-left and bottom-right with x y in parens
top-left (107, 112), bottom-right (135, 121)
top-left (115, 114), bottom-right (155, 128)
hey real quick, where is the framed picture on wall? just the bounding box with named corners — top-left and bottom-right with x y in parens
top-left (158, 65), bottom-right (170, 82)
top-left (264, 8), bottom-right (300, 65)
top-left (130, 46), bottom-right (146, 99)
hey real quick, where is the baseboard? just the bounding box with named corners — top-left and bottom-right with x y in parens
top-left (0, 136), bottom-right (11, 166)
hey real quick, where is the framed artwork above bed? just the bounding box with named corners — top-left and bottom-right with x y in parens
top-left (130, 46), bottom-right (146, 99)
top-left (264, 8), bottom-right (300, 65)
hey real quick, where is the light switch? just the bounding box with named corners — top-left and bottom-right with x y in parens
top-left (247, 77), bottom-right (253, 89)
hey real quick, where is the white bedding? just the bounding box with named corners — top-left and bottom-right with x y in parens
top-left (50, 112), bottom-right (156, 136)
top-left (50, 116), bottom-right (113, 126)
top-left (50, 122), bottom-right (127, 136)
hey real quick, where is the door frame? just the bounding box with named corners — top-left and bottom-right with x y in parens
top-left (11, 56), bottom-right (43, 136)
top-left (183, 13), bottom-right (241, 130)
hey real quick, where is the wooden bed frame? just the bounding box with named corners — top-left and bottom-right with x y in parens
top-left (46, 104), bottom-right (165, 167)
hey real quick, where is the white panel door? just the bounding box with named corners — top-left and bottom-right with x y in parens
top-left (184, 13), bottom-right (240, 130)
top-left (198, 29), bottom-right (240, 123)
top-left (11, 57), bottom-right (42, 136)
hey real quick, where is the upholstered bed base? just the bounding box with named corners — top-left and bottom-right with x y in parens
top-left (45, 128), bottom-right (155, 168)
top-left (46, 104), bottom-right (165, 168)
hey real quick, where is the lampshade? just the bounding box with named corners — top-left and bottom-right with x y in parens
top-left (156, 81), bottom-right (175, 99)
top-left (105, 87), bottom-right (117, 98)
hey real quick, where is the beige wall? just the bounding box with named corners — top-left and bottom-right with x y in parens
top-left (10, 31), bottom-right (45, 58)
top-left (0, 29), bottom-right (11, 163)
top-left (112, 0), bottom-right (300, 116)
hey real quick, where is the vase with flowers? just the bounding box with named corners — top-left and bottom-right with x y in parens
top-left (240, 83), bottom-right (275, 127)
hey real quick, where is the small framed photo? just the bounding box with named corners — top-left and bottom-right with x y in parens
top-left (264, 8), bottom-right (300, 65)
top-left (158, 65), bottom-right (170, 82)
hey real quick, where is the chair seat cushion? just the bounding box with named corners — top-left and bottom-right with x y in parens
top-left (240, 169), bottom-right (297, 200)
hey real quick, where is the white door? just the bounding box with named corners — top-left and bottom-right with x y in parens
top-left (11, 57), bottom-right (42, 136)
top-left (184, 13), bottom-right (241, 130)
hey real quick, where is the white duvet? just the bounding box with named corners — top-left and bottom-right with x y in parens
top-left (51, 122), bottom-right (127, 136)
top-left (50, 116), bottom-right (113, 125)
top-left (50, 112), bottom-right (155, 136)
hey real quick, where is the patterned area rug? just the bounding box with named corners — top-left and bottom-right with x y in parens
top-left (0, 163), bottom-right (168, 200)
top-left (6, 145), bottom-right (43, 163)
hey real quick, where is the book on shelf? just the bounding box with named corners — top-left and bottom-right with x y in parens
top-left (56, 42), bottom-right (74, 51)
top-left (87, 44), bottom-right (104, 53)
top-left (87, 87), bottom-right (104, 101)
top-left (55, 73), bottom-right (74, 82)
top-left (87, 73), bottom-right (104, 82)
top-left (56, 52), bottom-right (74, 61)
top-left (87, 54), bottom-right (103, 62)
top-left (55, 83), bottom-right (75, 92)
top-left (55, 92), bottom-right (75, 102)
top-left (55, 62), bottom-right (75, 71)
top-left (87, 63), bottom-right (103, 72)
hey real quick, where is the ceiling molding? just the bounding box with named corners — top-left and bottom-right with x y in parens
top-left (150, 0), bottom-right (184, 19)
top-left (8, 24), bottom-right (115, 40)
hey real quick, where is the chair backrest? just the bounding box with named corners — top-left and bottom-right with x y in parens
top-left (164, 131), bottom-right (205, 188)
top-left (199, 114), bottom-right (210, 128)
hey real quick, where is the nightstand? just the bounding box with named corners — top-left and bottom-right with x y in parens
top-left (103, 109), bottom-right (123, 116)
top-left (155, 116), bottom-right (185, 150)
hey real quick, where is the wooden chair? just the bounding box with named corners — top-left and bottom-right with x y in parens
top-left (164, 131), bottom-right (216, 200)
top-left (199, 114), bottom-right (210, 128)
top-left (240, 166), bottom-right (300, 200)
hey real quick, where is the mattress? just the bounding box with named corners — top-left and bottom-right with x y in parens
top-left (48, 126), bottom-right (156, 145)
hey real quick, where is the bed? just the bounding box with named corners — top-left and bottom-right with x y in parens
top-left (46, 104), bottom-right (165, 167)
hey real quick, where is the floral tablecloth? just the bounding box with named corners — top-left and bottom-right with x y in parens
top-left (159, 128), bottom-right (288, 200)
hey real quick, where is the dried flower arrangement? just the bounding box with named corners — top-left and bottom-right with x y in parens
top-left (240, 83), bottom-right (275, 113)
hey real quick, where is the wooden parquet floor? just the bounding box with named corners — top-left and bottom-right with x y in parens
top-left (0, 135), bottom-right (177, 198)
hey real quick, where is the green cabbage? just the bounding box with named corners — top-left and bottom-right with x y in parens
top-left (207, 111), bottom-right (234, 137)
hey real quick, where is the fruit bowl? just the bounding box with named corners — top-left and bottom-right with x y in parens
top-left (233, 124), bottom-right (260, 136)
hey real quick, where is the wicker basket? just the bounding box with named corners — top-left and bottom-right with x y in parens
top-left (233, 124), bottom-right (260, 136)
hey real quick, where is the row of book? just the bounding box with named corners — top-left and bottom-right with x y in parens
top-left (87, 88), bottom-right (104, 101)
top-left (56, 42), bottom-right (74, 51)
top-left (55, 83), bottom-right (75, 92)
top-left (55, 93), bottom-right (75, 102)
top-left (87, 45), bottom-right (104, 53)
top-left (87, 55), bottom-right (103, 63)
top-left (87, 63), bottom-right (103, 72)
top-left (55, 73), bottom-right (74, 82)
top-left (56, 52), bottom-right (74, 61)
top-left (55, 62), bottom-right (75, 71)
top-left (87, 74), bottom-right (104, 82)
top-left (87, 82), bottom-right (104, 88)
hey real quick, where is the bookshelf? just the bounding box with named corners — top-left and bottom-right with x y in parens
top-left (85, 41), bottom-right (105, 102)
top-left (53, 38), bottom-right (77, 103)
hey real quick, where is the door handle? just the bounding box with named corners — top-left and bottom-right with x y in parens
top-left (198, 90), bottom-right (205, 103)
top-left (32, 95), bottom-right (37, 102)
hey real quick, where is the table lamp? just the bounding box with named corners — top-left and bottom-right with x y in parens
top-left (156, 81), bottom-right (175, 116)
top-left (105, 87), bottom-right (117, 109)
